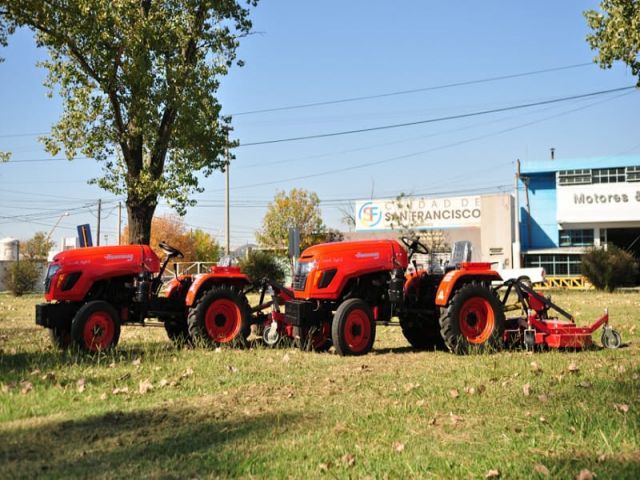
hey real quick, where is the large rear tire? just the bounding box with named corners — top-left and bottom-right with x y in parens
top-left (439, 283), bottom-right (505, 354)
top-left (188, 285), bottom-right (251, 347)
top-left (399, 312), bottom-right (445, 350)
top-left (71, 301), bottom-right (121, 353)
top-left (331, 299), bottom-right (376, 356)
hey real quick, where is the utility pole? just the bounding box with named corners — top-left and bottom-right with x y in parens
top-left (513, 160), bottom-right (521, 268)
top-left (117, 201), bottom-right (122, 245)
top-left (225, 149), bottom-right (230, 255)
top-left (96, 199), bottom-right (102, 246)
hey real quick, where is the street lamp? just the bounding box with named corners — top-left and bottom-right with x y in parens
top-left (46, 212), bottom-right (69, 242)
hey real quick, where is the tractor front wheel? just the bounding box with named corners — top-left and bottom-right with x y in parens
top-left (188, 285), bottom-right (251, 347)
top-left (439, 283), bottom-right (505, 354)
top-left (70, 301), bottom-right (121, 353)
top-left (332, 299), bottom-right (376, 356)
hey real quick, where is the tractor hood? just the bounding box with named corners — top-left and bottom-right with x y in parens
top-left (51, 245), bottom-right (160, 273)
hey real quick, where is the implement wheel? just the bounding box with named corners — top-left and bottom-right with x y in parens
top-left (71, 301), bottom-right (121, 353)
top-left (439, 283), bottom-right (505, 354)
top-left (49, 326), bottom-right (72, 350)
top-left (188, 285), bottom-right (251, 347)
top-left (332, 299), bottom-right (376, 356)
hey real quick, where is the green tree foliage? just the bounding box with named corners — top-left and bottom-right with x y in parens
top-left (192, 228), bottom-right (220, 262)
top-left (585, 1), bottom-right (640, 85)
top-left (256, 189), bottom-right (328, 251)
top-left (0, 1), bottom-right (258, 243)
top-left (239, 250), bottom-right (285, 285)
top-left (7, 261), bottom-right (41, 296)
top-left (581, 245), bottom-right (638, 291)
top-left (20, 231), bottom-right (54, 260)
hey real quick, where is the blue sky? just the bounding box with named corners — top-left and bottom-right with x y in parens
top-left (1, 1), bottom-right (639, 247)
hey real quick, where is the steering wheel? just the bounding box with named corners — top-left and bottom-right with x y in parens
top-left (158, 241), bottom-right (184, 259)
top-left (400, 236), bottom-right (429, 255)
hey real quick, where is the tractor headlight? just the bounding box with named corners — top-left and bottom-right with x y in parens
top-left (293, 260), bottom-right (316, 290)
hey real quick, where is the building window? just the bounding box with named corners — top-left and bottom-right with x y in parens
top-left (524, 254), bottom-right (582, 276)
top-left (626, 166), bottom-right (640, 182)
top-left (592, 167), bottom-right (626, 184)
top-left (557, 169), bottom-right (591, 186)
top-left (559, 229), bottom-right (594, 247)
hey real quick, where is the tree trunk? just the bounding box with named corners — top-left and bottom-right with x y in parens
top-left (126, 201), bottom-right (156, 245)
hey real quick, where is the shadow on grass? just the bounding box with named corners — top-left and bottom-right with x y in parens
top-left (0, 342), bottom-right (174, 380)
top-left (543, 453), bottom-right (640, 479)
top-left (1, 405), bottom-right (302, 478)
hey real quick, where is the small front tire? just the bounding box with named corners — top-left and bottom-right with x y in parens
top-left (331, 299), bottom-right (375, 356)
top-left (71, 301), bottom-right (121, 353)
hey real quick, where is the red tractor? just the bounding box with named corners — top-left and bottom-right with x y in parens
top-left (36, 242), bottom-right (254, 352)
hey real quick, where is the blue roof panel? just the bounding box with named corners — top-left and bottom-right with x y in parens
top-left (521, 156), bottom-right (640, 174)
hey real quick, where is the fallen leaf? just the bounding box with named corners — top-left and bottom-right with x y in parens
top-left (534, 463), bottom-right (550, 476)
top-left (530, 362), bottom-right (542, 374)
top-left (569, 426), bottom-right (577, 434)
top-left (158, 379), bottom-right (169, 388)
top-left (614, 403), bottom-right (629, 414)
top-left (476, 384), bottom-right (486, 395)
top-left (616, 365), bottom-right (626, 374)
top-left (282, 353), bottom-right (290, 363)
top-left (20, 381), bottom-right (33, 395)
top-left (340, 453), bottom-right (355, 467)
top-left (523, 383), bottom-right (531, 396)
top-left (132, 358), bottom-right (141, 366)
top-left (539, 416), bottom-right (547, 423)
top-left (538, 394), bottom-right (549, 403)
top-left (449, 413), bottom-right (464, 425)
top-left (485, 469), bottom-right (500, 478)
top-left (99, 393), bottom-right (108, 400)
top-left (392, 441), bottom-right (405, 453)
top-left (181, 367), bottom-right (193, 378)
top-left (464, 386), bottom-right (476, 395)
top-left (404, 383), bottom-right (419, 393)
top-left (576, 468), bottom-right (594, 480)
top-left (428, 416), bottom-right (437, 426)
top-left (415, 399), bottom-right (426, 407)
top-left (318, 463), bottom-right (330, 473)
top-left (578, 381), bottom-right (592, 389)
top-left (227, 365), bottom-right (239, 374)
top-left (139, 379), bottom-right (154, 394)
top-left (30, 369), bottom-right (41, 376)
top-left (568, 362), bottom-right (579, 374)
top-left (41, 372), bottom-right (56, 382)
top-left (449, 389), bottom-right (459, 399)
top-left (112, 387), bottom-right (129, 395)
top-left (109, 362), bottom-right (116, 368)
top-left (77, 378), bottom-right (86, 393)
top-left (597, 454), bottom-right (607, 463)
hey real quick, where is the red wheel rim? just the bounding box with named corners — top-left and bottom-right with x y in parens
top-left (83, 311), bottom-right (115, 352)
top-left (458, 297), bottom-right (494, 344)
top-left (204, 299), bottom-right (241, 343)
top-left (343, 309), bottom-right (371, 352)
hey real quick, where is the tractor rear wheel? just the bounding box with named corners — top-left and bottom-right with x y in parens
top-left (439, 283), bottom-right (505, 354)
top-left (332, 299), bottom-right (376, 356)
top-left (71, 301), bottom-right (121, 353)
top-left (399, 312), bottom-right (445, 350)
top-left (188, 285), bottom-right (251, 348)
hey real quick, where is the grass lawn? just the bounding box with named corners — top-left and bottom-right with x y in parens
top-left (0, 290), bottom-right (638, 479)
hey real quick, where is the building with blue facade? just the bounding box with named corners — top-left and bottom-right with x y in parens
top-left (518, 156), bottom-right (640, 276)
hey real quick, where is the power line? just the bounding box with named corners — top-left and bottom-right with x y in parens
top-left (238, 85), bottom-right (637, 147)
top-left (231, 62), bottom-right (595, 116)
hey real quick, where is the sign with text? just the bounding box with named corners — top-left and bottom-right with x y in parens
top-left (355, 195), bottom-right (482, 231)
top-left (557, 183), bottom-right (640, 223)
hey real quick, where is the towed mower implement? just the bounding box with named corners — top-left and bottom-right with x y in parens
top-left (500, 278), bottom-right (621, 351)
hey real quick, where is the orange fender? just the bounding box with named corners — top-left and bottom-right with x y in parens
top-left (435, 263), bottom-right (501, 306)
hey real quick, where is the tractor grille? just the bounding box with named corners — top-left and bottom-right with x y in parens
top-left (292, 271), bottom-right (308, 291)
